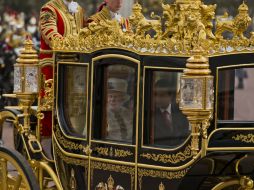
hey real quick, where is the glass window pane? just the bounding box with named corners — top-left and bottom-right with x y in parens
top-left (63, 65), bottom-right (87, 137)
top-left (218, 67), bottom-right (254, 121)
top-left (144, 70), bottom-right (191, 148)
top-left (99, 65), bottom-right (136, 143)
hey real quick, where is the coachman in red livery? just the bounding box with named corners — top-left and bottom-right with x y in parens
top-left (39, 0), bottom-right (84, 136)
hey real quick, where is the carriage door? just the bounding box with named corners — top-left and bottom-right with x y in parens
top-left (53, 59), bottom-right (90, 190)
top-left (89, 54), bottom-right (140, 190)
top-left (138, 59), bottom-right (193, 190)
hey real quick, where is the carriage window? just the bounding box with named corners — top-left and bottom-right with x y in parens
top-left (93, 64), bottom-right (136, 144)
top-left (217, 67), bottom-right (254, 121)
top-left (63, 65), bottom-right (87, 137)
top-left (143, 70), bottom-right (190, 148)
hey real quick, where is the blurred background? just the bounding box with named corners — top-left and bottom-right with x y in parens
top-left (0, 0), bottom-right (253, 108)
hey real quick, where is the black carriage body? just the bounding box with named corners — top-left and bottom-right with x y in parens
top-left (53, 49), bottom-right (254, 190)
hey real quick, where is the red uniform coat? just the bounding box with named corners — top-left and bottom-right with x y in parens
top-left (39, 0), bottom-right (84, 136)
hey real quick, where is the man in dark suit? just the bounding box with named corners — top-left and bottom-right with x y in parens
top-left (153, 79), bottom-right (190, 147)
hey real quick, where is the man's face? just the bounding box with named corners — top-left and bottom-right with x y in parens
top-left (155, 88), bottom-right (172, 109)
top-left (108, 91), bottom-right (124, 110)
top-left (105, 0), bottom-right (123, 12)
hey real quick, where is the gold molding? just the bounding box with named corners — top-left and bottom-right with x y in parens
top-left (140, 145), bottom-right (193, 164)
top-left (232, 134), bottom-right (254, 144)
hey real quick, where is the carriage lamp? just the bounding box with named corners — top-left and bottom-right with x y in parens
top-left (13, 38), bottom-right (39, 131)
top-left (179, 49), bottom-right (214, 158)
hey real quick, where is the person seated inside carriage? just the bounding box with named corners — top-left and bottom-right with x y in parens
top-left (153, 79), bottom-right (190, 146)
top-left (106, 78), bottom-right (133, 143)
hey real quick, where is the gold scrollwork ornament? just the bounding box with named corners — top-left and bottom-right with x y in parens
top-left (232, 134), bottom-right (254, 144)
top-left (70, 168), bottom-right (77, 190)
top-left (159, 182), bottom-right (166, 190)
top-left (140, 145), bottom-right (192, 164)
top-left (95, 175), bottom-right (125, 190)
top-left (52, 1), bottom-right (254, 56)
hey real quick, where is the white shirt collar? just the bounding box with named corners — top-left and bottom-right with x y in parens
top-left (160, 104), bottom-right (171, 114)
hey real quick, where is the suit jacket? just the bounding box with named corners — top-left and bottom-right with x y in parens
top-left (154, 103), bottom-right (190, 146)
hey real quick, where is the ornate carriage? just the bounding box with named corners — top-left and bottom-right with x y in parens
top-left (1, 0), bottom-right (254, 189)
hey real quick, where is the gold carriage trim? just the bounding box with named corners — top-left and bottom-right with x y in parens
top-left (90, 161), bottom-right (135, 190)
top-left (159, 182), bottom-right (166, 190)
top-left (140, 145), bottom-right (193, 164)
top-left (52, 1), bottom-right (254, 56)
top-left (95, 146), bottom-right (133, 158)
top-left (55, 126), bottom-right (87, 153)
top-left (54, 143), bottom-right (88, 167)
top-left (232, 134), bottom-right (254, 144)
top-left (138, 168), bottom-right (189, 190)
top-left (95, 175), bottom-right (126, 190)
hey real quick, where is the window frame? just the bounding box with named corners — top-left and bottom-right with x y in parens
top-left (215, 64), bottom-right (254, 129)
top-left (56, 61), bottom-right (89, 141)
top-left (141, 66), bottom-right (191, 151)
top-left (90, 54), bottom-right (140, 147)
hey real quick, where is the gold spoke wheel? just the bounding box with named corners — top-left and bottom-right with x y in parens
top-left (0, 146), bottom-right (39, 190)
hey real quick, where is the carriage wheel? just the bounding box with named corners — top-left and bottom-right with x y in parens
top-left (0, 146), bottom-right (39, 190)
top-left (211, 179), bottom-right (240, 190)
top-left (0, 109), bottom-right (24, 154)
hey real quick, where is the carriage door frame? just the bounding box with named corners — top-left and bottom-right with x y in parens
top-left (88, 54), bottom-right (141, 190)
top-left (53, 59), bottom-right (90, 190)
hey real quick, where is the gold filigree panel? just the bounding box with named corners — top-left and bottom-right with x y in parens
top-left (95, 175), bottom-right (125, 190)
top-left (232, 134), bottom-right (254, 144)
top-left (138, 168), bottom-right (189, 190)
top-left (39, 79), bottom-right (53, 111)
top-left (54, 143), bottom-right (88, 167)
top-left (140, 145), bottom-right (193, 164)
top-left (52, 1), bottom-right (254, 56)
top-left (95, 147), bottom-right (133, 158)
top-left (90, 161), bottom-right (135, 190)
top-left (55, 126), bottom-right (87, 153)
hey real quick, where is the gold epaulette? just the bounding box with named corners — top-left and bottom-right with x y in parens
top-left (89, 6), bottom-right (111, 23)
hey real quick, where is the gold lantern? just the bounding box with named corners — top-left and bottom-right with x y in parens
top-left (179, 49), bottom-right (214, 158)
top-left (13, 38), bottom-right (39, 131)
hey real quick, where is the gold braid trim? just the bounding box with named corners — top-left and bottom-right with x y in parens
top-left (89, 6), bottom-right (111, 23)
top-left (39, 2), bottom-right (63, 48)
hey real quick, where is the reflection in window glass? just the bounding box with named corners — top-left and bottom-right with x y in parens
top-left (218, 67), bottom-right (254, 121)
top-left (63, 65), bottom-right (87, 137)
top-left (144, 70), bottom-right (190, 147)
top-left (102, 65), bottom-right (135, 143)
